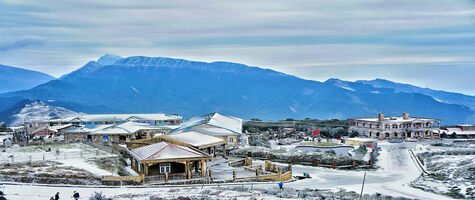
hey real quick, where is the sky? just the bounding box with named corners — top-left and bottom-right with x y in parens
top-left (1, 0), bottom-right (474, 94)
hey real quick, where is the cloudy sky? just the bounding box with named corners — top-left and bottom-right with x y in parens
top-left (1, 0), bottom-right (474, 94)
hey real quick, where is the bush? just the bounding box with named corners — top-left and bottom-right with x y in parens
top-left (89, 192), bottom-right (110, 200)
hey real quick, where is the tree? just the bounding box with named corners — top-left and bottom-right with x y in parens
top-left (440, 131), bottom-right (447, 138)
top-left (350, 131), bottom-right (360, 138)
top-left (250, 118), bottom-right (262, 121)
top-left (451, 132), bottom-right (457, 139)
top-left (285, 118), bottom-right (294, 121)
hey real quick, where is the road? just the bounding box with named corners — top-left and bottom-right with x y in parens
top-left (268, 141), bottom-right (452, 200)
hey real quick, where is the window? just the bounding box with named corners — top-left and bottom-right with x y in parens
top-left (159, 163), bottom-right (171, 173)
top-left (229, 137), bottom-right (234, 143)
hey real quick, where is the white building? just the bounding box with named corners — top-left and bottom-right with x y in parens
top-left (443, 124), bottom-right (475, 139)
top-left (30, 113), bottom-right (182, 128)
top-left (348, 113), bottom-right (441, 139)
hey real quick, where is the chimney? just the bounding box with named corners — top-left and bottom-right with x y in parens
top-left (378, 113), bottom-right (385, 121)
top-left (403, 112), bottom-right (410, 120)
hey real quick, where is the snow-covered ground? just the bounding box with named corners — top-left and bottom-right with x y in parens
top-left (10, 101), bottom-right (79, 126)
top-left (0, 143), bottom-right (116, 177)
top-left (411, 142), bottom-right (475, 199)
top-left (256, 141), bottom-right (451, 200)
top-left (0, 141), bottom-right (456, 199)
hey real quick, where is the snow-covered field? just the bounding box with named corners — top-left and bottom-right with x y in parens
top-left (411, 142), bottom-right (475, 199)
top-left (0, 141), bottom-right (453, 199)
top-left (0, 143), bottom-right (117, 178)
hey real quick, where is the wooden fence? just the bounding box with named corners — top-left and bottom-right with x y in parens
top-left (103, 175), bottom-right (143, 182)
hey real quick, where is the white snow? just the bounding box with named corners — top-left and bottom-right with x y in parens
top-left (164, 131), bottom-right (225, 147)
top-left (11, 101), bottom-right (79, 126)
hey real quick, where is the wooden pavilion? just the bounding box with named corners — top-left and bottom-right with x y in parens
top-left (127, 141), bottom-right (211, 179)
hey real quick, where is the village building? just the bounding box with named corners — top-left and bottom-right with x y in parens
top-left (127, 141), bottom-right (211, 179)
top-left (442, 124), bottom-right (475, 139)
top-left (32, 126), bottom-right (58, 137)
top-left (169, 112), bottom-right (242, 146)
top-left (29, 113), bottom-right (182, 128)
top-left (348, 113), bottom-right (441, 139)
top-left (127, 130), bottom-right (227, 157)
top-left (63, 121), bottom-right (177, 143)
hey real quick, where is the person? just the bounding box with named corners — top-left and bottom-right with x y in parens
top-left (278, 182), bottom-right (283, 190)
top-left (50, 197), bottom-right (54, 200)
top-left (55, 192), bottom-right (59, 200)
top-left (0, 191), bottom-right (6, 200)
top-left (72, 191), bottom-right (79, 200)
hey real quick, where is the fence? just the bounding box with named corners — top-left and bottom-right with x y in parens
top-left (0, 150), bottom-right (116, 164)
top-left (238, 152), bottom-right (373, 169)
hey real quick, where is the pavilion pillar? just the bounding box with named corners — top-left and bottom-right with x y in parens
top-left (213, 146), bottom-right (216, 157)
top-left (185, 161), bottom-right (190, 177)
top-left (144, 164), bottom-right (149, 176)
top-left (201, 160), bottom-right (207, 177)
top-left (223, 144), bottom-right (227, 158)
top-left (194, 161), bottom-right (199, 173)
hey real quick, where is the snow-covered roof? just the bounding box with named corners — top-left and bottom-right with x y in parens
top-left (445, 127), bottom-right (475, 135)
top-left (50, 124), bottom-right (76, 132)
top-left (207, 113), bottom-right (242, 133)
top-left (164, 131), bottom-right (225, 148)
top-left (49, 113), bottom-right (182, 123)
top-left (62, 124), bottom-right (110, 133)
top-left (192, 127), bottom-right (240, 136)
top-left (169, 112), bottom-right (242, 136)
top-left (128, 141), bottom-right (210, 162)
top-left (71, 121), bottom-right (171, 135)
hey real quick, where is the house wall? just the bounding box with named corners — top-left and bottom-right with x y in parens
top-left (65, 132), bottom-right (87, 140)
top-left (148, 162), bottom-right (185, 176)
top-left (90, 134), bottom-right (134, 143)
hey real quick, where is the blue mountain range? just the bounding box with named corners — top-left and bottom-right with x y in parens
top-left (0, 55), bottom-right (474, 125)
top-left (0, 64), bottom-right (55, 93)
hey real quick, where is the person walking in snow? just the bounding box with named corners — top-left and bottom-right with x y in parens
top-left (0, 191), bottom-right (6, 200)
top-left (278, 182), bottom-right (283, 191)
top-left (72, 191), bottom-right (79, 200)
top-left (55, 192), bottom-right (59, 200)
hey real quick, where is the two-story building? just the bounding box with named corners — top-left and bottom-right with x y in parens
top-left (348, 113), bottom-right (441, 139)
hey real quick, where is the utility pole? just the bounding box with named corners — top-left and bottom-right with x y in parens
top-left (360, 172), bottom-right (367, 200)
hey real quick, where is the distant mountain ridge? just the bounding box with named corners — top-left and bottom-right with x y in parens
top-left (0, 64), bottom-right (55, 93)
top-left (0, 55), bottom-right (474, 125)
top-left (357, 79), bottom-right (475, 110)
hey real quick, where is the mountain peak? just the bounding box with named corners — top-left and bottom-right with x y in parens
top-left (97, 54), bottom-right (123, 65)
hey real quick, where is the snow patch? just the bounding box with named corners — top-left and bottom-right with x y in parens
top-left (11, 101), bottom-right (79, 126)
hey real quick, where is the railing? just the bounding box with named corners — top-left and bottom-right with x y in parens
top-left (168, 173), bottom-right (186, 181)
top-left (145, 174), bottom-right (166, 182)
top-left (0, 150), bottom-right (116, 164)
top-left (104, 176), bottom-right (143, 182)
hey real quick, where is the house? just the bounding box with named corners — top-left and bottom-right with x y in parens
top-left (348, 113), bottom-right (441, 139)
top-left (29, 113), bottom-right (182, 128)
top-left (169, 112), bottom-right (242, 146)
top-left (32, 127), bottom-right (57, 137)
top-left (443, 124), bottom-right (475, 139)
top-left (127, 130), bottom-right (227, 157)
top-left (127, 141), bottom-right (211, 179)
top-left (63, 121), bottom-right (177, 143)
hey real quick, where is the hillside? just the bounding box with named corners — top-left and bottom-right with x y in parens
top-left (0, 64), bottom-right (55, 93)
